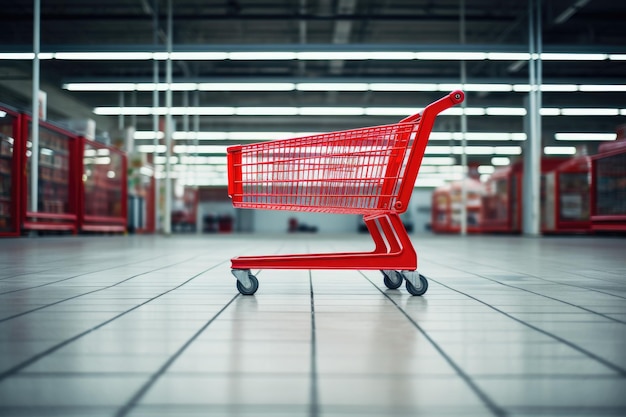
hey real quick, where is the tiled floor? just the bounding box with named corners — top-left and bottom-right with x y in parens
top-left (0, 233), bottom-right (625, 417)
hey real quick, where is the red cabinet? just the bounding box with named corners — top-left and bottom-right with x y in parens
top-left (481, 159), bottom-right (566, 233)
top-left (20, 116), bottom-right (79, 233)
top-left (591, 139), bottom-right (626, 232)
top-left (431, 179), bottom-right (484, 234)
top-left (0, 106), bottom-right (22, 237)
top-left (543, 156), bottom-right (592, 233)
top-left (77, 138), bottom-right (128, 233)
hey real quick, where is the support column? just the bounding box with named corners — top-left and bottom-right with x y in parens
top-left (30, 0), bottom-right (40, 212)
top-left (152, 0), bottom-right (160, 232)
top-left (523, 0), bottom-right (543, 235)
top-left (459, 0), bottom-right (468, 236)
top-left (163, 0), bottom-right (173, 235)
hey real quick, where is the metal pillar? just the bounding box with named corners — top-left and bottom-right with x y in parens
top-left (193, 90), bottom-right (200, 234)
top-left (164, 0), bottom-right (173, 235)
top-left (459, 0), bottom-right (468, 235)
top-left (523, 0), bottom-right (543, 235)
top-left (152, 0), bottom-right (160, 232)
top-left (30, 0), bottom-right (40, 212)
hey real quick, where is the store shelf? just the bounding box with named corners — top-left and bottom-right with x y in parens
top-left (0, 106), bottom-right (21, 236)
top-left (78, 138), bottom-right (127, 233)
top-left (591, 140), bottom-right (626, 232)
top-left (20, 116), bottom-right (78, 233)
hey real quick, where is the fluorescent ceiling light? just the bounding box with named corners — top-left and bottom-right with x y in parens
top-left (422, 157), bottom-right (456, 165)
top-left (416, 52), bottom-right (487, 60)
top-left (495, 146), bottom-right (522, 155)
top-left (579, 85), bottom-right (626, 92)
top-left (228, 52), bottom-right (297, 60)
top-left (65, 83), bottom-right (137, 91)
top-left (137, 145), bottom-right (167, 153)
top-left (362, 52), bottom-right (416, 60)
top-left (478, 165), bottom-right (495, 174)
top-left (296, 52), bottom-right (391, 60)
top-left (561, 108), bottom-right (619, 116)
top-left (486, 107), bottom-right (527, 116)
top-left (486, 53), bottom-right (530, 60)
top-left (492, 157), bottom-right (511, 166)
top-left (540, 108), bottom-right (561, 116)
top-left (555, 133), bottom-right (616, 141)
top-left (540, 53), bottom-right (607, 60)
top-left (187, 107), bottom-right (235, 115)
top-left (95, 106), bottom-right (624, 118)
top-left (414, 178), bottom-right (447, 187)
top-left (513, 84), bottom-right (532, 92)
top-left (541, 84), bottom-right (578, 92)
top-left (369, 83), bottom-right (439, 91)
top-left (169, 52), bottom-right (228, 60)
top-left (296, 83), bottom-right (369, 91)
top-left (199, 82), bottom-right (295, 91)
top-left (55, 52), bottom-right (153, 60)
top-left (235, 107), bottom-right (299, 116)
top-left (300, 107), bottom-right (365, 116)
top-left (64, 81), bottom-right (626, 94)
top-left (463, 83), bottom-right (513, 92)
top-left (135, 130), bottom-right (527, 142)
top-left (0, 53), bottom-right (35, 59)
top-left (179, 156), bottom-right (228, 164)
top-left (174, 145), bottom-right (228, 154)
top-left (608, 54), bottom-right (626, 60)
top-left (544, 146), bottom-right (576, 155)
top-left (170, 83), bottom-right (199, 91)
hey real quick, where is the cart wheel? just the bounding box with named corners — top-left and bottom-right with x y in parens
top-left (382, 270), bottom-right (403, 289)
top-left (405, 273), bottom-right (428, 296)
top-left (236, 273), bottom-right (259, 296)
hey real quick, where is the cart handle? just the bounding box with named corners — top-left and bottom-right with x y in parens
top-left (393, 90), bottom-right (465, 212)
top-left (399, 90), bottom-right (464, 124)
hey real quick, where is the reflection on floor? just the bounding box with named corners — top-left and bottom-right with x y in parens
top-left (0, 234), bottom-right (625, 416)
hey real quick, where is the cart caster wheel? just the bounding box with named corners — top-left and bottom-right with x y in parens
top-left (381, 270), bottom-right (403, 289)
top-left (405, 273), bottom-right (428, 296)
top-left (236, 273), bottom-right (259, 295)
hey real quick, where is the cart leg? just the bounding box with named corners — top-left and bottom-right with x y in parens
top-left (231, 269), bottom-right (259, 295)
top-left (402, 270), bottom-right (421, 289)
top-left (381, 270), bottom-right (404, 289)
top-left (230, 212), bottom-right (417, 271)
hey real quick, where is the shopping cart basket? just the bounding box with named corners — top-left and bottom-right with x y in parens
top-left (227, 90), bottom-right (465, 295)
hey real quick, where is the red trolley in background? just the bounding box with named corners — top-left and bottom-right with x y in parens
top-left (227, 91), bottom-right (464, 296)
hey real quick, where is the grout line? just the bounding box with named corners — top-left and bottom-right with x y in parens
top-left (0, 260), bottom-right (229, 382)
top-left (0, 253), bottom-right (173, 296)
top-left (308, 269), bottom-right (319, 417)
top-left (360, 271), bottom-right (508, 417)
top-left (427, 259), bottom-right (626, 325)
top-left (0, 254), bottom-right (204, 323)
top-left (430, 255), bottom-right (626, 300)
top-left (426, 275), bottom-right (626, 377)
top-left (114, 293), bottom-right (240, 417)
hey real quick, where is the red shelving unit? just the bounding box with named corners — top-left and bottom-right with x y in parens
top-left (591, 139), bottom-right (626, 232)
top-left (543, 156), bottom-right (592, 234)
top-left (77, 138), bottom-right (128, 233)
top-left (0, 106), bottom-right (22, 237)
top-left (431, 179), bottom-right (484, 234)
top-left (481, 159), bottom-right (566, 233)
top-left (20, 115), bottom-right (79, 233)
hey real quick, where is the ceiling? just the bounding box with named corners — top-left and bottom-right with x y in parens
top-left (1, 0), bottom-right (626, 184)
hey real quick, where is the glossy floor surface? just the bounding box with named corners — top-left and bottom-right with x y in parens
top-left (0, 234), bottom-right (625, 417)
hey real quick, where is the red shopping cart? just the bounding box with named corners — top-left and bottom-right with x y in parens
top-left (227, 90), bottom-right (464, 295)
